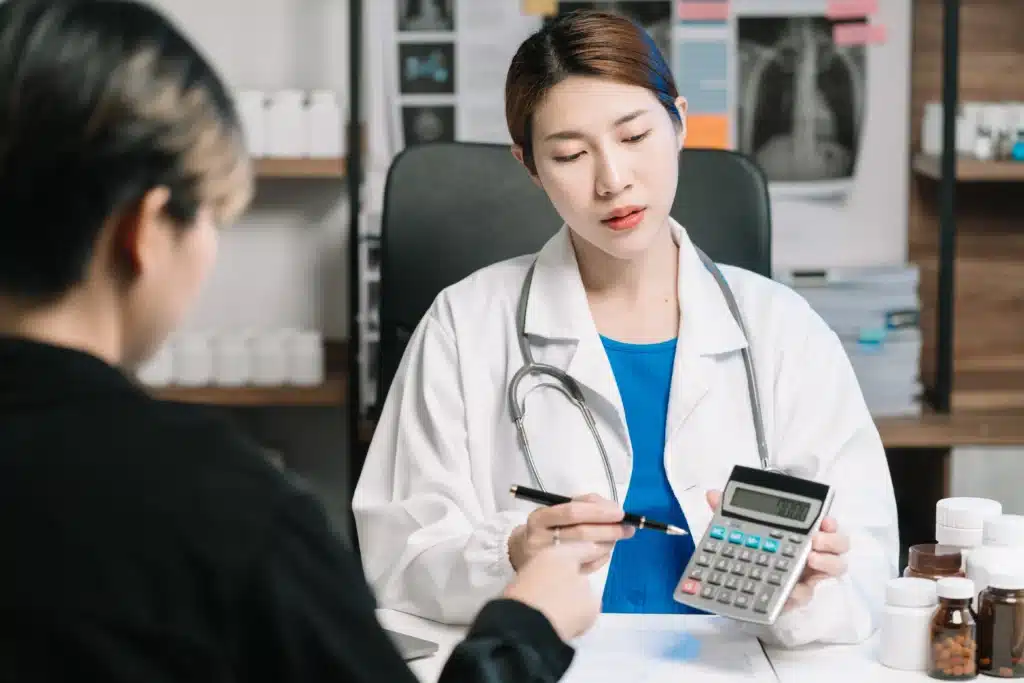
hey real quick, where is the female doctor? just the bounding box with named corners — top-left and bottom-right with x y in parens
top-left (353, 9), bottom-right (899, 648)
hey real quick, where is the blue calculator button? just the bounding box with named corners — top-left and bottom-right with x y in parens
top-left (744, 535), bottom-right (761, 548)
top-left (762, 539), bottom-right (779, 553)
top-left (709, 525), bottom-right (727, 540)
top-left (728, 530), bottom-right (745, 545)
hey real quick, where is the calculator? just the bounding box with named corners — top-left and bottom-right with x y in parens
top-left (672, 465), bottom-right (834, 625)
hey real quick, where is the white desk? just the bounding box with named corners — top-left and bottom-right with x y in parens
top-left (377, 609), bottom-right (934, 683)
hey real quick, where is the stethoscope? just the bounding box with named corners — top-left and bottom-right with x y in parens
top-left (508, 246), bottom-right (772, 505)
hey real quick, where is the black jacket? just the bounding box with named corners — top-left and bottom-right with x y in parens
top-left (0, 337), bottom-right (574, 682)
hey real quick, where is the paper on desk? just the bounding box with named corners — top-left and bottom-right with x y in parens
top-left (563, 614), bottom-right (779, 683)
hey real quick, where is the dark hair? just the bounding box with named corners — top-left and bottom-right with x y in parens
top-left (505, 9), bottom-right (680, 174)
top-left (0, 0), bottom-right (252, 301)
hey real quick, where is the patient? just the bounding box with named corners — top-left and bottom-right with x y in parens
top-left (0, 1), bottom-right (602, 680)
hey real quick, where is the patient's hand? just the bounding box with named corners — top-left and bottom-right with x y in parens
top-left (508, 492), bottom-right (634, 574)
top-left (705, 489), bottom-right (849, 612)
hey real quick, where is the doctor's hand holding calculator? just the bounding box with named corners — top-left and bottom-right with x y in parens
top-left (675, 466), bottom-right (849, 624)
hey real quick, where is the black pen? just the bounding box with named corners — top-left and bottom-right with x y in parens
top-left (510, 485), bottom-right (689, 536)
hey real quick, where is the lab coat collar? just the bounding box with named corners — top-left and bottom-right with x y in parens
top-left (522, 217), bottom-right (749, 356)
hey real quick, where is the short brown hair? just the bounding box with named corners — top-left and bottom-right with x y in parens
top-left (504, 9), bottom-right (681, 173)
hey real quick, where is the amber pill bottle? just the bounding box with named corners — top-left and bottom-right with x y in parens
top-left (907, 544), bottom-right (967, 581)
top-left (977, 572), bottom-right (1024, 678)
top-left (930, 577), bottom-right (979, 680)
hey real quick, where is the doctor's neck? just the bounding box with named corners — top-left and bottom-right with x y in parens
top-left (571, 220), bottom-right (678, 303)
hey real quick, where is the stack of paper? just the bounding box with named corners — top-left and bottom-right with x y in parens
top-left (775, 265), bottom-right (922, 417)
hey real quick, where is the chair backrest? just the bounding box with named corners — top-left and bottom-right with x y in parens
top-left (375, 141), bottom-right (771, 413)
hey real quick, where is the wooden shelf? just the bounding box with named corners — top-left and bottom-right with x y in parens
top-left (146, 340), bottom-right (348, 407)
top-left (353, 411), bottom-right (1024, 449)
top-left (254, 157), bottom-right (346, 178)
top-left (912, 153), bottom-right (1024, 182)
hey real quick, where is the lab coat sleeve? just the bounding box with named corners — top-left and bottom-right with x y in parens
top-left (352, 309), bottom-right (523, 624)
top-left (744, 305), bottom-right (900, 648)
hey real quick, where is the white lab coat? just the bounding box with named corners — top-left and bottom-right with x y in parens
top-left (353, 219), bottom-right (899, 648)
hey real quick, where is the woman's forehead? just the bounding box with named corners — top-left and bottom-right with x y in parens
top-left (532, 76), bottom-right (660, 135)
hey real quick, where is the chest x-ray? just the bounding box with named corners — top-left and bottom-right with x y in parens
top-left (736, 16), bottom-right (865, 195)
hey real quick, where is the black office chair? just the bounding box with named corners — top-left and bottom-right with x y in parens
top-left (374, 141), bottom-right (772, 410)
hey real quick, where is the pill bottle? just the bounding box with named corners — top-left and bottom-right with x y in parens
top-left (968, 516), bottom-right (1024, 604)
top-left (907, 543), bottom-right (967, 581)
top-left (880, 577), bottom-right (940, 670)
top-left (937, 498), bottom-right (1004, 562)
top-left (930, 577), bottom-right (978, 680)
top-left (977, 572), bottom-right (1024, 678)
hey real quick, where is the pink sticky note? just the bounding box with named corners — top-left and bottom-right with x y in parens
top-left (826, 0), bottom-right (878, 20)
top-left (677, 1), bottom-right (730, 22)
top-left (833, 21), bottom-right (887, 46)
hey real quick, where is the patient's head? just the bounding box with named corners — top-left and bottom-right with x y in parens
top-left (0, 0), bottom-right (251, 368)
top-left (505, 9), bottom-right (686, 262)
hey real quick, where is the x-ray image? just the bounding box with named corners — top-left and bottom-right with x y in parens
top-left (397, 0), bottom-right (455, 32)
top-left (736, 16), bottom-right (866, 188)
top-left (402, 105), bottom-right (455, 146)
top-left (398, 42), bottom-right (455, 95)
top-left (552, 2), bottom-right (672, 64)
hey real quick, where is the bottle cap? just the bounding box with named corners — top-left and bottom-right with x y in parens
top-left (908, 543), bottom-right (963, 574)
top-left (988, 572), bottom-right (1024, 591)
top-left (886, 577), bottom-right (938, 608)
top-left (983, 514), bottom-right (1024, 547)
top-left (936, 497), bottom-right (1003, 530)
top-left (937, 576), bottom-right (975, 600)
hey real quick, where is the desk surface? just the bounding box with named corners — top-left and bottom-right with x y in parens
top-left (376, 608), bottom-right (934, 683)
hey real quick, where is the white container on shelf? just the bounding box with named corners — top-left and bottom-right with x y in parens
top-left (174, 334), bottom-right (213, 387)
top-left (306, 90), bottom-right (342, 158)
top-left (265, 89), bottom-right (306, 158)
top-left (236, 90), bottom-right (267, 158)
top-left (211, 332), bottom-right (251, 387)
top-left (286, 330), bottom-right (324, 386)
top-left (251, 330), bottom-right (289, 386)
top-left (136, 343), bottom-right (174, 387)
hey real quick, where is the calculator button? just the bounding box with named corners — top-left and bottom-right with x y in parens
top-left (749, 568), bottom-right (764, 581)
top-left (770, 531), bottom-right (784, 539)
top-left (703, 541), bottom-right (720, 553)
top-left (762, 539), bottom-right (779, 553)
top-left (679, 579), bottom-right (700, 595)
top-left (754, 588), bottom-right (775, 613)
top-left (774, 558), bottom-right (791, 572)
top-left (782, 545), bottom-right (797, 558)
top-left (768, 572), bottom-right (783, 585)
top-left (696, 554), bottom-right (711, 567)
top-left (742, 580), bottom-right (758, 594)
top-left (715, 558), bottom-right (731, 572)
top-left (689, 568), bottom-right (705, 581)
top-left (717, 589), bottom-right (733, 605)
top-left (708, 572), bottom-right (724, 585)
top-left (744, 534), bottom-right (761, 549)
top-left (789, 535), bottom-right (804, 544)
top-left (755, 553), bottom-right (770, 566)
top-left (728, 530), bottom-right (745, 545)
top-left (724, 576), bottom-right (740, 590)
top-left (739, 549), bottom-right (753, 562)
top-left (734, 594), bottom-right (750, 609)
top-left (730, 561), bottom-right (745, 575)
top-left (701, 585), bottom-right (716, 600)
top-left (709, 525), bottom-right (727, 540)
top-left (721, 546), bottom-right (737, 559)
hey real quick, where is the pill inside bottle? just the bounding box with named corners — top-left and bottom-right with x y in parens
top-left (930, 576), bottom-right (978, 680)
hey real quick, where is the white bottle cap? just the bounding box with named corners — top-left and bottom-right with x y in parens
top-left (988, 572), bottom-right (1024, 591)
top-left (937, 577), bottom-right (975, 600)
top-left (937, 497), bottom-right (1003, 530)
top-left (983, 514), bottom-right (1024, 547)
top-left (886, 577), bottom-right (938, 608)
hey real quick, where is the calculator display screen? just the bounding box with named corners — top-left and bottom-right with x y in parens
top-left (729, 486), bottom-right (811, 522)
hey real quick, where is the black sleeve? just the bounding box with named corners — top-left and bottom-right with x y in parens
top-left (231, 487), bottom-right (576, 683)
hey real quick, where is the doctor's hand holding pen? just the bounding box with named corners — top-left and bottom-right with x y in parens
top-left (706, 489), bottom-right (852, 612)
top-left (507, 492), bottom-right (635, 574)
